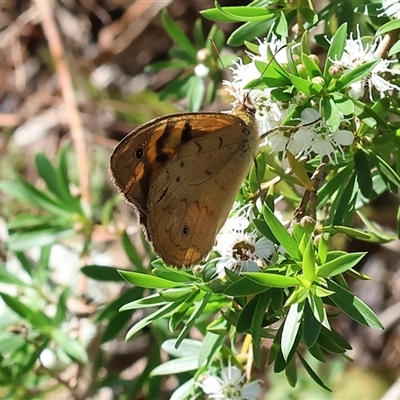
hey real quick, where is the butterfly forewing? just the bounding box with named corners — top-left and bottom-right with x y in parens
top-left (109, 113), bottom-right (245, 217)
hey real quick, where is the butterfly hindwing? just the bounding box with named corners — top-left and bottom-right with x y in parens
top-left (147, 117), bottom-right (259, 267)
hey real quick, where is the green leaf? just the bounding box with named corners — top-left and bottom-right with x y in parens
top-left (317, 326), bottom-right (350, 353)
top-left (302, 53), bottom-right (321, 77)
top-left (302, 238), bottom-right (315, 283)
top-left (302, 301), bottom-right (321, 348)
top-left (332, 60), bottom-right (379, 91)
top-left (152, 267), bottom-right (198, 283)
top-left (0, 265), bottom-right (28, 286)
top-left (285, 286), bottom-right (309, 307)
top-left (0, 292), bottom-right (52, 327)
top-left (193, 19), bottom-right (205, 49)
top-left (103, 312), bottom-right (134, 345)
top-left (201, 5), bottom-right (274, 22)
top-left (175, 293), bottom-right (211, 347)
top-left (161, 10), bottom-right (196, 59)
top-left (354, 211), bottom-right (396, 242)
top-left (327, 280), bottom-right (383, 329)
top-left (317, 234), bottom-right (328, 264)
top-left (389, 39), bottom-right (400, 57)
top-left (121, 230), bottom-right (147, 273)
top-left (354, 149), bottom-right (373, 198)
top-left (81, 265), bottom-right (126, 281)
top-left (323, 97), bottom-right (341, 133)
top-left (151, 356), bottom-right (199, 376)
top-left (237, 294), bottom-right (259, 334)
top-left (249, 152), bottom-right (267, 194)
top-left (281, 303), bottom-right (304, 361)
top-left (316, 252), bottom-right (366, 278)
top-left (275, 10), bottom-right (288, 37)
top-left (120, 293), bottom-right (166, 311)
top-left (243, 272), bottom-right (299, 288)
top-left (145, 60), bottom-right (190, 72)
top-left (224, 277), bottom-right (269, 296)
top-left (170, 379), bottom-right (197, 400)
top-left (262, 205), bottom-right (300, 259)
top-left (187, 75), bottom-right (205, 112)
top-left (298, 352), bottom-right (332, 391)
top-left (323, 23), bottom-right (347, 83)
top-left (251, 291), bottom-right (271, 366)
top-left (35, 153), bottom-right (77, 210)
top-left (126, 302), bottom-right (181, 340)
top-left (308, 294), bottom-right (330, 329)
top-left (273, 326), bottom-right (299, 372)
top-left (334, 95), bottom-right (354, 115)
top-left (7, 227), bottom-right (74, 251)
top-left (0, 180), bottom-right (72, 218)
top-left (198, 332), bottom-right (224, 367)
top-left (288, 74), bottom-right (323, 95)
top-left (317, 165), bottom-right (353, 209)
top-left (285, 356), bottom-right (297, 388)
top-left (373, 152), bottom-right (400, 187)
top-left (228, 20), bottom-right (272, 46)
top-left (53, 330), bottom-right (88, 363)
top-left (162, 338), bottom-right (202, 358)
top-left (119, 271), bottom-right (181, 289)
top-left (376, 19), bottom-right (400, 36)
top-left (54, 289), bottom-right (68, 327)
top-left (253, 219), bottom-right (278, 244)
top-left (159, 287), bottom-right (194, 302)
top-left (321, 225), bottom-right (372, 241)
top-left (329, 171), bottom-right (357, 226)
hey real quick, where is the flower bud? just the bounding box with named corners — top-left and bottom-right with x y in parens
top-left (328, 64), bottom-right (344, 78)
top-left (311, 76), bottom-right (325, 87)
top-left (196, 48), bottom-right (211, 63)
top-left (300, 216), bottom-right (315, 230)
top-left (309, 54), bottom-right (320, 66)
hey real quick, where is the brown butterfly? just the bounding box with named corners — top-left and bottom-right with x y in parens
top-left (109, 96), bottom-right (259, 267)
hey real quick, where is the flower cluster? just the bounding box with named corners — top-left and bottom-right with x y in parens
top-left (226, 28), bottom-right (399, 166)
top-left (331, 27), bottom-right (400, 100)
top-left (225, 35), bottom-right (289, 134)
top-left (268, 108), bottom-right (354, 165)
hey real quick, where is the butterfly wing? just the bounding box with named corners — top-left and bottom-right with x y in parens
top-left (109, 113), bottom-right (244, 224)
top-left (147, 117), bottom-right (259, 267)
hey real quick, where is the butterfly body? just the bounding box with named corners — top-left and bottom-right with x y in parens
top-left (109, 99), bottom-right (259, 267)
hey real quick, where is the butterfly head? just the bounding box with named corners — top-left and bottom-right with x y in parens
top-left (231, 93), bottom-right (256, 127)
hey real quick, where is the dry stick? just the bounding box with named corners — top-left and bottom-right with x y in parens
top-left (35, 6), bottom-right (91, 395)
top-left (375, 29), bottom-right (400, 59)
top-left (291, 158), bottom-right (327, 227)
top-left (34, 0), bottom-right (90, 204)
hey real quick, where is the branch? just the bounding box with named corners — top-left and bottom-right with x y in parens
top-left (34, 0), bottom-right (90, 204)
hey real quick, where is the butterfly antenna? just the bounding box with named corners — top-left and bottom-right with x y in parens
top-left (209, 37), bottom-right (242, 103)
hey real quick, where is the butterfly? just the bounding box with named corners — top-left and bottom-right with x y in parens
top-left (109, 96), bottom-right (260, 268)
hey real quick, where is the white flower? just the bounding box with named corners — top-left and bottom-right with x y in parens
top-left (379, 0), bottom-right (400, 19)
top-left (224, 35), bottom-right (288, 134)
top-left (270, 108), bottom-right (354, 164)
top-left (331, 26), bottom-right (400, 99)
top-left (194, 63), bottom-right (210, 78)
top-left (198, 364), bottom-right (262, 400)
top-left (214, 210), bottom-right (275, 279)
